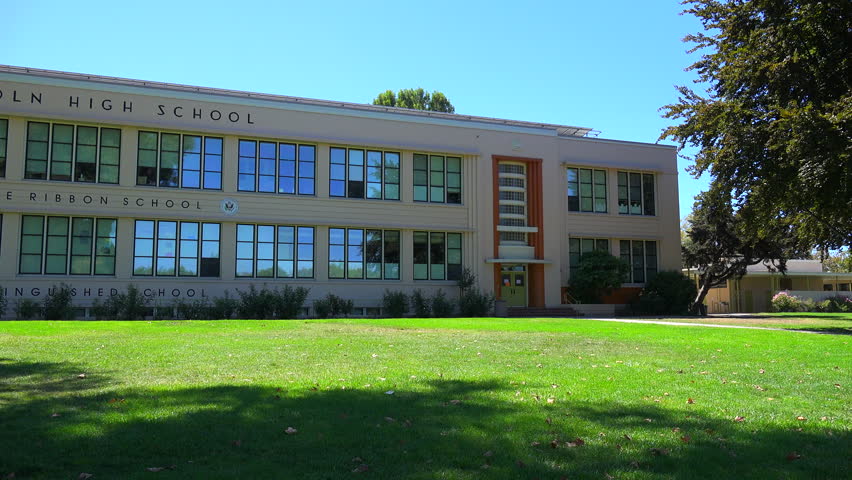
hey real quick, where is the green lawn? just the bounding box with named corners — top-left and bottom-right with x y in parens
top-left (624, 312), bottom-right (852, 334)
top-left (1, 318), bottom-right (849, 479)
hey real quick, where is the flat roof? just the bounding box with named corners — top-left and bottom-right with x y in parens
top-left (0, 64), bottom-right (597, 138)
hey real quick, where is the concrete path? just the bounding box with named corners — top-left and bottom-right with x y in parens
top-left (581, 317), bottom-right (818, 333)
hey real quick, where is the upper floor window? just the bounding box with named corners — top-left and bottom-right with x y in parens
top-left (328, 228), bottom-right (400, 279)
top-left (568, 237), bottom-right (610, 279)
top-left (567, 168), bottom-right (606, 213)
top-left (329, 148), bottom-right (399, 200)
top-left (133, 220), bottom-right (220, 277)
top-left (25, 122), bottom-right (120, 184)
top-left (619, 240), bottom-right (657, 283)
top-left (0, 118), bottom-right (7, 177)
top-left (617, 172), bottom-right (655, 215)
top-left (413, 231), bottom-right (462, 280)
top-left (19, 215), bottom-right (116, 275)
top-left (236, 224), bottom-right (314, 278)
top-left (137, 131), bottom-right (222, 189)
top-left (414, 154), bottom-right (461, 204)
top-left (238, 140), bottom-right (315, 195)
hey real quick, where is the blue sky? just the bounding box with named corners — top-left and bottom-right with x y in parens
top-left (3, 0), bottom-right (709, 218)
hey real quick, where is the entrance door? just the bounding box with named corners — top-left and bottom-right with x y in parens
top-left (500, 268), bottom-right (527, 307)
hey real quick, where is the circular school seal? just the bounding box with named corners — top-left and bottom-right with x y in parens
top-left (220, 198), bottom-right (239, 216)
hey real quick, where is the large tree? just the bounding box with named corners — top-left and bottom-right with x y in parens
top-left (683, 190), bottom-right (806, 313)
top-left (662, 0), bottom-right (852, 251)
top-left (372, 88), bottom-right (456, 113)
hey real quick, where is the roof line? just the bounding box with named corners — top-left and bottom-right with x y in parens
top-left (0, 64), bottom-right (594, 138)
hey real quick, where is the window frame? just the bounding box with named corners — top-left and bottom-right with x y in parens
top-left (0, 118), bottom-right (7, 177)
top-left (235, 224), bottom-right (315, 279)
top-left (19, 215), bottom-right (117, 275)
top-left (619, 239), bottom-right (658, 283)
top-left (237, 139), bottom-right (316, 195)
top-left (568, 237), bottom-right (611, 279)
top-left (136, 130), bottom-right (223, 190)
top-left (413, 153), bottom-right (462, 204)
top-left (617, 171), bottom-right (656, 216)
top-left (328, 227), bottom-right (401, 280)
top-left (413, 231), bottom-right (463, 281)
top-left (566, 167), bottom-right (607, 213)
top-left (329, 147), bottom-right (400, 200)
top-left (24, 121), bottom-right (121, 184)
top-left (133, 219), bottom-right (221, 277)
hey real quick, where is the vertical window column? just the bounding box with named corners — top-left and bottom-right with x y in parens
top-left (20, 216), bottom-right (45, 274)
top-left (0, 118), bottom-right (7, 177)
top-left (98, 128), bottom-right (121, 184)
top-left (50, 124), bottom-right (73, 181)
top-left (618, 172), bottom-right (655, 215)
top-left (414, 231), bottom-right (462, 281)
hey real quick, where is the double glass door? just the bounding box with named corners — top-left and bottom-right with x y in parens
top-left (500, 265), bottom-right (527, 307)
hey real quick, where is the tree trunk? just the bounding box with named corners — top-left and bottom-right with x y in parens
top-left (690, 276), bottom-right (714, 316)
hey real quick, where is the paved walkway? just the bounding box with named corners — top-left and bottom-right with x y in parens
top-left (583, 317), bottom-right (818, 333)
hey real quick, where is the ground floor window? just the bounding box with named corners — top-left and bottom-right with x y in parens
top-left (328, 228), bottom-right (400, 280)
top-left (134, 220), bottom-right (220, 277)
top-left (413, 231), bottom-right (462, 280)
top-left (19, 215), bottom-right (116, 275)
top-left (568, 237), bottom-right (610, 279)
top-left (619, 240), bottom-right (657, 283)
top-left (236, 224), bottom-right (314, 278)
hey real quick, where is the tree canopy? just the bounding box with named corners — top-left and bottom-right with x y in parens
top-left (372, 88), bottom-right (456, 113)
top-left (661, 0), bottom-right (851, 251)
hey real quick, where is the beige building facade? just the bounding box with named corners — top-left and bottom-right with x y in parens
top-left (0, 66), bottom-right (680, 317)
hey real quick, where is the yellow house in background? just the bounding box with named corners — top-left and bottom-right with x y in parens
top-left (694, 260), bottom-right (852, 314)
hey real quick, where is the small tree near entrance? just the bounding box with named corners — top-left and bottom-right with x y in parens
top-left (570, 252), bottom-right (629, 303)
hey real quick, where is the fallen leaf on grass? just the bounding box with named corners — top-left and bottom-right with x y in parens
top-left (759, 369), bottom-right (765, 374)
top-left (545, 417), bottom-right (552, 425)
top-left (796, 416), bottom-right (807, 421)
top-left (687, 398), bottom-right (694, 404)
top-left (78, 474), bottom-right (93, 480)
top-left (50, 413), bottom-right (61, 418)
top-left (681, 435), bottom-right (691, 443)
top-left (285, 427), bottom-right (298, 435)
top-left (77, 373), bottom-right (86, 379)
top-left (384, 390), bottom-right (395, 395)
top-left (550, 439), bottom-right (559, 449)
top-left (352, 464), bottom-right (370, 473)
top-left (734, 416), bottom-right (746, 422)
top-left (649, 448), bottom-right (670, 456)
top-left (530, 441), bottom-right (541, 447)
top-left (566, 438), bottom-right (585, 447)
top-left (146, 466), bottom-right (176, 472)
top-left (483, 451), bottom-right (493, 457)
top-left (623, 434), bottom-right (633, 441)
top-left (449, 399), bottom-right (461, 405)
top-left (786, 452), bottom-right (802, 461)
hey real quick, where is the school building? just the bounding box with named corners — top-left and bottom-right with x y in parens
top-left (0, 65), bottom-right (681, 317)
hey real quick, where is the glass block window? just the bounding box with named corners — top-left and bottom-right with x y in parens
top-left (413, 153), bottom-right (461, 204)
top-left (134, 220), bottom-right (220, 277)
top-left (568, 238), bottom-right (610, 279)
top-left (0, 118), bottom-right (6, 177)
top-left (567, 168), bottom-right (607, 213)
top-left (413, 231), bottom-right (462, 280)
top-left (328, 228), bottom-right (400, 279)
top-left (25, 122), bottom-right (120, 183)
top-left (237, 140), bottom-right (315, 195)
top-left (618, 172), bottom-right (655, 215)
top-left (236, 224), bottom-right (314, 278)
top-left (19, 215), bottom-right (116, 275)
top-left (329, 148), bottom-right (399, 200)
top-left (619, 240), bottom-right (658, 283)
top-left (137, 131), bottom-right (222, 189)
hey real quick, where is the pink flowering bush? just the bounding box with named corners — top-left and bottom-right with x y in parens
top-left (771, 291), bottom-right (803, 312)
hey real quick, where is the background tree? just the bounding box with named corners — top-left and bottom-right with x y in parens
top-left (683, 190), bottom-right (806, 313)
top-left (372, 88), bottom-right (455, 113)
top-left (822, 249), bottom-right (852, 273)
top-left (661, 0), bottom-right (851, 251)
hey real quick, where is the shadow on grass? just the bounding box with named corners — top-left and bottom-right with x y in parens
top-left (0, 359), bottom-right (848, 479)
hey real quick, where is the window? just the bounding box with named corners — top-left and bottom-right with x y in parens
top-left (0, 118), bottom-right (7, 177)
top-left (137, 131), bottom-right (222, 189)
top-left (414, 153), bottom-right (461, 203)
top-left (779, 277), bottom-right (793, 290)
top-left (19, 215), bottom-right (116, 275)
top-left (236, 224), bottom-right (314, 278)
top-left (619, 240), bottom-right (657, 283)
top-left (568, 238), bottom-right (610, 279)
top-left (567, 168), bottom-right (606, 213)
top-left (617, 171), bottom-right (655, 215)
top-left (413, 231), bottom-right (462, 280)
top-left (238, 140), bottom-right (315, 194)
top-left (328, 228), bottom-right (400, 279)
top-left (329, 148), bottom-right (399, 200)
top-left (133, 220), bottom-right (220, 277)
top-left (25, 121), bottom-right (120, 183)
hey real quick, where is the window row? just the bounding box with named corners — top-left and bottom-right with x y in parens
top-left (238, 140), bottom-right (315, 195)
top-left (19, 216), bottom-right (117, 275)
top-left (566, 168), bottom-right (656, 216)
top-left (137, 131), bottom-right (223, 189)
top-left (330, 148), bottom-right (400, 200)
top-left (25, 122), bottom-right (120, 183)
top-left (568, 237), bottom-right (657, 283)
top-left (236, 224), bottom-right (315, 278)
top-left (133, 220), bottom-right (221, 277)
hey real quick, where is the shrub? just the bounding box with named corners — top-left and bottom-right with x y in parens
top-left (770, 291), bottom-right (803, 312)
top-left (270, 286), bottom-right (310, 319)
top-left (458, 289), bottom-right (495, 317)
top-left (635, 271), bottom-right (698, 315)
top-left (411, 289), bottom-right (431, 317)
top-left (211, 291), bottom-right (239, 319)
top-left (382, 290), bottom-right (409, 318)
top-left (569, 251), bottom-right (629, 303)
top-left (0, 285), bottom-right (7, 319)
top-left (154, 302), bottom-right (174, 320)
top-left (236, 285), bottom-right (276, 319)
top-left (174, 298), bottom-right (212, 320)
top-left (818, 295), bottom-right (852, 313)
top-left (430, 289), bottom-right (455, 318)
top-left (92, 284), bottom-right (151, 320)
top-left (43, 283), bottom-right (75, 320)
top-left (312, 293), bottom-right (353, 319)
top-left (15, 299), bottom-right (41, 320)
